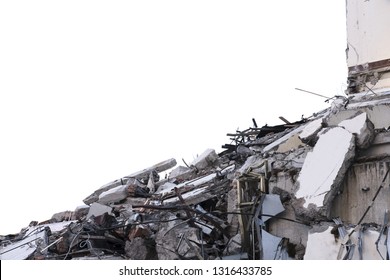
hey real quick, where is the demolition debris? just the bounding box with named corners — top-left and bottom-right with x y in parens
top-left (1, 92), bottom-right (390, 260)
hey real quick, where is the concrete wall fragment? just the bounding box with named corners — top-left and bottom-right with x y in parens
top-left (296, 127), bottom-right (355, 215)
top-left (331, 161), bottom-right (390, 224)
top-left (86, 203), bottom-right (112, 219)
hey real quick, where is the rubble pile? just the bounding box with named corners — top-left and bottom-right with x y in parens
top-left (1, 92), bottom-right (390, 260)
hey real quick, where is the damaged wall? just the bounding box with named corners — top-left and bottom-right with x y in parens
top-left (1, 96), bottom-right (390, 260)
top-left (331, 161), bottom-right (390, 225)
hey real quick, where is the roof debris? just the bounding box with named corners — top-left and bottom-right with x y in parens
top-left (1, 92), bottom-right (390, 260)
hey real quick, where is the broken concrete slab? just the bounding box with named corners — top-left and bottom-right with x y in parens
top-left (86, 202), bottom-right (112, 219)
top-left (98, 185), bottom-right (128, 205)
top-left (83, 158), bottom-right (177, 205)
top-left (299, 117), bottom-right (324, 145)
top-left (296, 127), bottom-right (356, 213)
top-left (191, 149), bottom-right (218, 170)
top-left (338, 112), bottom-right (375, 149)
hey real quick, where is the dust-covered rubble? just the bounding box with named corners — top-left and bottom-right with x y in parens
top-left (1, 93), bottom-right (390, 260)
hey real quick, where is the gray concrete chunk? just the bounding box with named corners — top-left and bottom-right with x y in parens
top-left (98, 185), bottom-right (128, 205)
top-left (299, 117), bottom-right (324, 145)
top-left (296, 127), bottom-right (355, 212)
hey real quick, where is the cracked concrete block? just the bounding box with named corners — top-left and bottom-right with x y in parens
top-left (296, 127), bottom-right (355, 214)
top-left (83, 158), bottom-right (177, 205)
top-left (191, 149), bottom-right (218, 170)
top-left (338, 112), bottom-right (375, 149)
top-left (299, 117), bottom-right (324, 145)
top-left (86, 202), bottom-right (112, 219)
top-left (98, 185), bottom-right (128, 205)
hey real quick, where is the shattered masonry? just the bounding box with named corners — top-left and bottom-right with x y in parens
top-left (1, 96), bottom-right (390, 260)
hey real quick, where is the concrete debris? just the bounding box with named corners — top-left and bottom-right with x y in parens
top-left (299, 117), bottom-right (324, 145)
top-left (98, 185), bottom-right (129, 205)
top-left (86, 202), bottom-right (112, 219)
top-left (2, 92), bottom-right (390, 260)
top-left (338, 112), bottom-right (375, 149)
top-left (296, 127), bottom-right (356, 215)
top-left (168, 165), bottom-right (195, 182)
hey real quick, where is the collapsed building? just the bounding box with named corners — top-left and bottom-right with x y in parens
top-left (1, 0), bottom-right (390, 260)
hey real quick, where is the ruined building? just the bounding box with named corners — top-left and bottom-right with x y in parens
top-left (1, 0), bottom-right (390, 260)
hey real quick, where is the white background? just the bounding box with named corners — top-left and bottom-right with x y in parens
top-left (0, 1), bottom-right (347, 235)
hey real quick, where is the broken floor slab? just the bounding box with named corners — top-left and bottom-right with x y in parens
top-left (296, 127), bottom-right (355, 214)
top-left (338, 112), bottom-right (375, 149)
top-left (298, 117), bottom-right (324, 145)
top-left (98, 185), bottom-right (128, 205)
